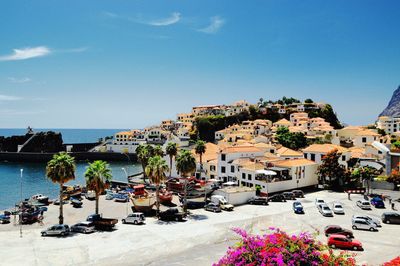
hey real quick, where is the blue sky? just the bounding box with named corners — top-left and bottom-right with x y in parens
top-left (0, 0), bottom-right (399, 128)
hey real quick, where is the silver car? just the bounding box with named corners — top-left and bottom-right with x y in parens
top-left (356, 200), bottom-right (372, 210)
top-left (318, 203), bottom-right (334, 217)
top-left (352, 218), bottom-right (378, 231)
top-left (352, 215), bottom-right (381, 227)
top-left (41, 224), bottom-right (70, 237)
top-left (71, 221), bottom-right (95, 234)
top-left (122, 213), bottom-right (145, 225)
top-left (315, 198), bottom-right (325, 207)
top-left (332, 202), bottom-right (345, 214)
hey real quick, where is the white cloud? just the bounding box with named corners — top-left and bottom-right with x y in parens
top-left (7, 77), bottom-right (31, 83)
top-left (0, 94), bottom-right (22, 101)
top-left (0, 46), bottom-right (51, 61)
top-left (59, 47), bottom-right (89, 53)
top-left (198, 16), bottom-right (226, 34)
top-left (104, 11), bottom-right (181, 27)
top-left (147, 12), bottom-right (181, 26)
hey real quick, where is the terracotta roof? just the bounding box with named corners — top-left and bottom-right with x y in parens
top-left (302, 144), bottom-right (348, 153)
top-left (355, 129), bottom-right (379, 136)
top-left (277, 147), bottom-right (303, 157)
top-left (192, 142), bottom-right (219, 162)
top-left (274, 118), bottom-right (292, 125)
top-left (254, 143), bottom-right (275, 149)
top-left (241, 162), bottom-right (265, 171)
top-left (273, 158), bottom-right (317, 167)
top-left (116, 131), bottom-right (133, 135)
top-left (221, 145), bottom-right (262, 154)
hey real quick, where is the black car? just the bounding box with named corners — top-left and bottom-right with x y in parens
top-left (159, 208), bottom-right (186, 222)
top-left (282, 192), bottom-right (296, 200)
top-left (248, 197), bottom-right (269, 205)
top-left (382, 212), bottom-right (400, 224)
top-left (268, 194), bottom-right (286, 202)
top-left (324, 225), bottom-right (354, 238)
top-left (292, 190), bottom-right (305, 198)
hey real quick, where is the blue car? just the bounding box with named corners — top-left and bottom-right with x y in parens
top-left (370, 197), bottom-right (385, 208)
top-left (0, 214), bottom-right (10, 224)
top-left (293, 201), bottom-right (304, 214)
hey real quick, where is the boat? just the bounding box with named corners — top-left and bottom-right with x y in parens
top-left (114, 193), bottom-right (129, 202)
top-left (166, 177), bottom-right (196, 193)
top-left (63, 185), bottom-right (83, 199)
top-left (128, 185), bottom-right (156, 212)
top-left (70, 197), bottom-right (83, 208)
top-left (159, 189), bottom-right (173, 204)
top-left (30, 194), bottom-right (49, 205)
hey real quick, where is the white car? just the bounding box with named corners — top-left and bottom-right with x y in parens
top-left (318, 203), bottom-right (334, 217)
top-left (352, 215), bottom-right (381, 227)
top-left (332, 202), bottom-right (345, 214)
top-left (356, 200), bottom-right (372, 210)
top-left (315, 198), bottom-right (325, 207)
top-left (352, 218), bottom-right (378, 231)
top-left (122, 213), bottom-right (145, 225)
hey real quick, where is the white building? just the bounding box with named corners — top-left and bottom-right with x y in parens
top-left (302, 144), bottom-right (350, 167)
top-left (377, 116), bottom-right (400, 135)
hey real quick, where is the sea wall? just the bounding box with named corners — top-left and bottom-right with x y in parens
top-left (0, 152), bottom-right (137, 163)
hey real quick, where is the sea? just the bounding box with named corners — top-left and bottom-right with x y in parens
top-left (0, 128), bottom-right (142, 210)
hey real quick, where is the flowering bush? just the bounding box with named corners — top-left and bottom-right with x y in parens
top-left (214, 228), bottom-right (356, 266)
top-left (383, 256), bottom-right (400, 266)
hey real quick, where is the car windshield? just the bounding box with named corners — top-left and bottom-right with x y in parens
top-left (334, 204), bottom-right (342, 208)
top-left (362, 202), bottom-right (370, 205)
top-left (323, 207), bottom-right (330, 211)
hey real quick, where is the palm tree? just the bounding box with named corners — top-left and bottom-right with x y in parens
top-left (175, 150), bottom-right (196, 214)
top-left (153, 145), bottom-right (164, 157)
top-left (46, 152), bottom-right (76, 224)
top-left (85, 160), bottom-right (113, 215)
top-left (195, 140), bottom-right (206, 176)
top-left (165, 142), bottom-right (178, 178)
top-left (137, 144), bottom-right (153, 183)
top-left (145, 156), bottom-right (169, 216)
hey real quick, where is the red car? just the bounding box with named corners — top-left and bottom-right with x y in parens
top-left (327, 234), bottom-right (363, 251)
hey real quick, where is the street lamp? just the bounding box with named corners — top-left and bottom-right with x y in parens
top-left (121, 167), bottom-right (129, 215)
top-left (20, 168), bottom-right (23, 238)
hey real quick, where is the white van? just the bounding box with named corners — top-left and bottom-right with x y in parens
top-left (211, 195), bottom-right (234, 211)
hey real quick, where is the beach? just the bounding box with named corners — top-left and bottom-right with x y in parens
top-left (1, 190), bottom-right (399, 265)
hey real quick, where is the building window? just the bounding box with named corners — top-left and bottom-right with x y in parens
top-left (231, 165), bottom-right (235, 172)
top-left (362, 137), bottom-right (367, 143)
top-left (242, 173), bottom-right (245, 180)
top-left (310, 153), bottom-right (315, 161)
top-left (221, 154), bottom-right (226, 161)
top-left (248, 174), bottom-right (252, 181)
top-left (342, 155), bottom-right (346, 161)
top-left (221, 166), bottom-right (226, 173)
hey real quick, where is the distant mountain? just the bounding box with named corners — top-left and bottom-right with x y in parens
top-left (380, 85), bottom-right (400, 117)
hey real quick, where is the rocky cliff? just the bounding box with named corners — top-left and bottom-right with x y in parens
top-left (380, 85), bottom-right (400, 117)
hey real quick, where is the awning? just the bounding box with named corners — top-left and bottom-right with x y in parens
top-left (268, 167), bottom-right (288, 171)
top-left (256, 170), bottom-right (277, 175)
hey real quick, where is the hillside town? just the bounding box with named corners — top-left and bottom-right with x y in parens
top-left (96, 97), bottom-right (398, 198)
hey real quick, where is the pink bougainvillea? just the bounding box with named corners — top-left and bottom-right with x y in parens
top-left (214, 228), bottom-right (356, 266)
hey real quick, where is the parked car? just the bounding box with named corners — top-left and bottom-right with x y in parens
top-left (292, 201), bottom-right (304, 214)
top-left (291, 190), bottom-right (304, 198)
top-left (248, 196), bottom-right (269, 205)
top-left (352, 215), bottom-right (381, 227)
top-left (324, 225), bottom-right (354, 238)
top-left (318, 203), bottom-right (333, 217)
top-left (53, 199), bottom-right (68, 205)
top-left (315, 198), bottom-right (325, 207)
top-left (105, 193), bottom-right (114, 200)
top-left (381, 212), bottom-right (400, 224)
top-left (352, 218), bottom-right (378, 231)
top-left (327, 234), bottom-right (363, 251)
top-left (85, 190), bottom-right (96, 200)
top-left (205, 202), bottom-right (222, 213)
top-left (70, 197), bottom-right (83, 208)
top-left (159, 208), bottom-right (186, 222)
top-left (356, 200), bottom-right (372, 210)
top-left (332, 202), bottom-right (345, 214)
top-left (370, 197), bottom-right (385, 208)
top-left (211, 195), bottom-right (234, 211)
top-left (71, 222), bottom-right (95, 234)
top-left (0, 214), bottom-right (10, 224)
top-left (282, 192), bottom-right (296, 200)
top-left (268, 194), bottom-right (286, 202)
top-left (122, 213), bottom-right (146, 225)
top-left (41, 224), bottom-right (70, 237)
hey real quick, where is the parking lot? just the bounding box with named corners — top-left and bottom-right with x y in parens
top-left (1, 189), bottom-right (399, 265)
